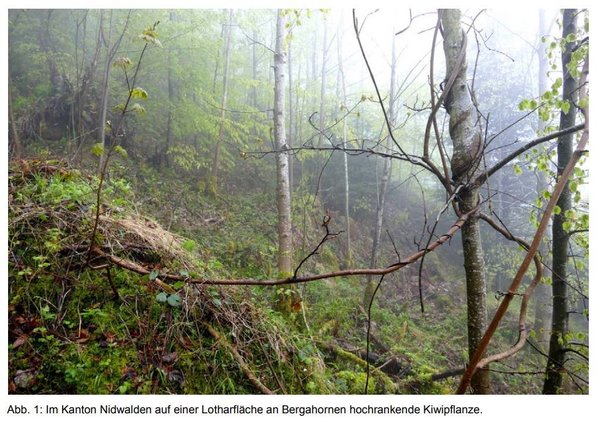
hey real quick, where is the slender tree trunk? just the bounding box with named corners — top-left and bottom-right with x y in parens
top-left (543, 9), bottom-right (578, 395)
top-left (274, 9), bottom-right (293, 289)
top-left (207, 9), bottom-right (234, 196)
top-left (97, 11), bottom-right (112, 173)
top-left (8, 82), bottom-right (22, 160)
top-left (288, 42), bottom-right (294, 199)
top-left (318, 19), bottom-right (328, 147)
top-left (163, 11), bottom-right (177, 168)
top-left (336, 19), bottom-right (352, 268)
top-left (251, 29), bottom-right (258, 108)
top-left (364, 29), bottom-right (396, 308)
top-left (533, 10), bottom-right (552, 345)
top-left (440, 10), bottom-right (490, 394)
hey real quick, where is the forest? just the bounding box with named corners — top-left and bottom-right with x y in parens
top-left (7, 8), bottom-right (589, 395)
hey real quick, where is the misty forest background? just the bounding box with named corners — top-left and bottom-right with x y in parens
top-left (7, 9), bottom-right (589, 394)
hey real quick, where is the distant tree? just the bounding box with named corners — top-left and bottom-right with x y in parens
top-left (273, 10), bottom-right (295, 312)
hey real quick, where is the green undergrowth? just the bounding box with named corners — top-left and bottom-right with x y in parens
top-left (8, 160), bottom-right (560, 395)
top-left (8, 161), bottom-right (336, 394)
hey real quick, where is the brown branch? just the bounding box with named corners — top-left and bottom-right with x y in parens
top-left (89, 207), bottom-right (478, 287)
top-left (474, 123), bottom-right (585, 187)
top-left (457, 54), bottom-right (589, 393)
top-left (474, 213), bottom-right (542, 368)
top-left (422, 19), bottom-right (464, 194)
top-left (293, 215), bottom-right (341, 279)
top-left (203, 322), bottom-right (273, 394)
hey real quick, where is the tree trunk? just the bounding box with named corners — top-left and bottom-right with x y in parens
top-left (440, 9), bottom-right (490, 394)
top-left (97, 11), bottom-right (130, 174)
top-left (318, 19), bottom-right (328, 147)
top-left (273, 10), bottom-right (294, 311)
top-left (364, 29), bottom-right (397, 308)
top-left (163, 11), bottom-right (177, 168)
top-left (337, 19), bottom-right (352, 268)
top-left (288, 41), bottom-right (294, 200)
top-left (543, 9), bottom-right (578, 395)
top-left (8, 82), bottom-right (22, 160)
top-left (532, 9), bottom-right (552, 346)
top-left (97, 11), bottom-right (112, 174)
top-left (206, 9), bottom-right (234, 196)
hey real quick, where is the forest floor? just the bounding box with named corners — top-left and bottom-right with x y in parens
top-left (8, 159), bottom-right (558, 394)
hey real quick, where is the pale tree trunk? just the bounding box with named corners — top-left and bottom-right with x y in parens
top-left (273, 10), bottom-right (294, 311)
top-left (337, 19), bottom-right (352, 268)
top-left (207, 9), bottom-right (234, 196)
top-left (533, 9), bottom-right (552, 345)
top-left (8, 82), bottom-right (22, 160)
top-left (97, 11), bottom-right (130, 174)
top-left (288, 42), bottom-right (294, 199)
top-left (543, 9), bottom-right (578, 395)
top-left (318, 18), bottom-right (327, 147)
top-left (440, 10), bottom-right (490, 394)
top-left (163, 11), bottom-right (177, 168)
top-left (251, 29), bottom-right (258, 108)
top-left (363, 29), bottom-right (397, 308)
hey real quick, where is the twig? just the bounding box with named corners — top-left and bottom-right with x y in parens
top-left (292, 215), bottom-right (341, 279)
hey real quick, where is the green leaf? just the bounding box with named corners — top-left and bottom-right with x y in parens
top-left (518, 99), bottom-right (529, 111)
top-left (113, 57), bottom-right (132, 69)
top-left (167, 294), bottom-right (181, 307)
top-left (551, 78), bottom-right (562, 90)
top-left (542, 190), bottom-right (552, 200)
top-left (131, 87), bottom-right (148, 100)
top-left (569, 181), bottom-right (578, 192)
top-left (212, 298), bottom-right (222, 307)
top-left (560, 101), bottom-right (570, 114)
top-left (156, 292), bottom-right (168, 303)
top-left (172, 281), bottom-right (186, 290)
top-left (130, 103), bottom-right (146, 114)
top-left (552, 205), bottom-right (561, 215)
top-left (566, 33), bottom-right (577, 43)
top-left (91, 143), bottom-right (105, 157)
top-left (513, 164), bottom-right (522, 176)
top-left (114, 145), bottom-right (128, 158)
top-left (149, 270), bottom-right (159, 281)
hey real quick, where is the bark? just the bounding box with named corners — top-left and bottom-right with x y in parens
top-left (206, 9), bottom-right (234, 196)
top-left (318, 18), bottom-right (328, 147)
top-left (440, 9), bottom-right (489, 394)
top-left (251, 29), bottom-right (258, 108)
top-left (97, 11), bottom-right (130, 174)
top-left (288, 42), bottom-right (294, 199)
top-left (337, 20), bottom-right (352, 267)
top-left (364, 29), bottom-right (396, 308)
top-left (8, 82), bottom-right (22, 160)
top-left (543, 9), bottom-right (578, 395)
top-left (163, 11), bottom-right (177, 167)
top-left (273, 10), bottom-right (293, 286)
top-left (533, 10), bottom-right (552, 345)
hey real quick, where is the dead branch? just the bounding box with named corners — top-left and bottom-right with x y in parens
top-left (203, 322), bottom-right (274, 394)
top-left (474, 123), bottom-right (585, 187)
top-left (89, 207), bottom-right (478, 287)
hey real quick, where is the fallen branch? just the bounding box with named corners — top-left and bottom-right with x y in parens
top-left (203, 322), bottom-right (274, 395)
top-left (89, 207), bottom-right (478, 287)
